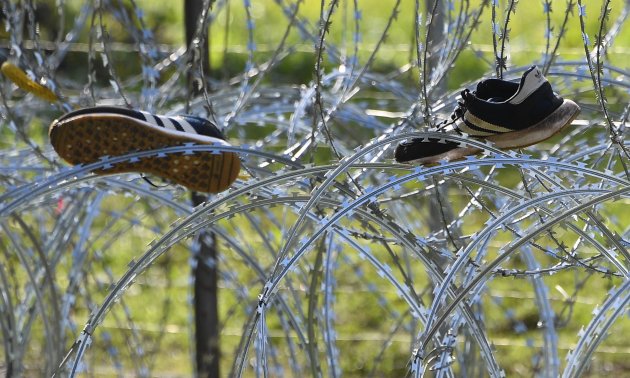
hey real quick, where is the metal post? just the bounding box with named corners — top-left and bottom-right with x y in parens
top-left (426, 0), bottom-right (446, 95)
top-left (191, 194), bottom-right (220, 378)
top-left (425, 0), bottom-right (455, 255)
top-left (185, 1), bottom-right (219, 377)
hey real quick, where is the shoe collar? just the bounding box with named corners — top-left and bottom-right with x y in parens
top-left (474, 78), bottom-right (518, 101)
top-left (506, 66), bottom-right (547, 105)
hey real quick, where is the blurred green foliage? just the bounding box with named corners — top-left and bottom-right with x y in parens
top-left (27, 0), bottom-right (630, 91)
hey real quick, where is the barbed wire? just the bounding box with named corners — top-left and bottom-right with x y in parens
top-left (0, 0), bottom-right (629, 377)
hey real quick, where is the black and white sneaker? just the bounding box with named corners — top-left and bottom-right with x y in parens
top-left (49, 106), bottom-right (240, 193)
top-left (395, 66), bottom-right (581, 164)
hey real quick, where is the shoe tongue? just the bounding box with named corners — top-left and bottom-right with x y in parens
top-left (509, 65), bottom-right (546, 104)
top-left (520, 66), bottom-right (545, 88)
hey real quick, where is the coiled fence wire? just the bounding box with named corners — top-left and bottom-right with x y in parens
top-left (0, 0), bottom-right (629, 376)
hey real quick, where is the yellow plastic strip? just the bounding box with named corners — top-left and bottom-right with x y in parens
top-left (1, 62), bottom-right (58, 103)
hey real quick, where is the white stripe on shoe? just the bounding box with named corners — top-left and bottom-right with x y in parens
top-left (140, 111), bottom-right (161, 127)
top-left (172, 116), bottom-right (197, 134)
top-left (463, 111), bottom-right (515, 134)
top-left (456, 121), bottom-right (494, 137)
top-left (135, 111), bottom-right (206, 137)
top-left (158, 115), bottom-right (178, 130)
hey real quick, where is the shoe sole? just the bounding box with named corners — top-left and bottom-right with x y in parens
top-left (485, 99), bottom-right (581, 149)
top-left (49, 113), bottom-right (241, 193)
top-left (406, 99), bottom-right (581, 165)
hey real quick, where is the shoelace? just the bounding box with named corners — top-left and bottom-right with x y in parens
top-left (404, 89), bottom-right (471, 145)
top-left (141, 174), bottom-right (170, 189)
top-left (435, 89), bottom-right (471, 132)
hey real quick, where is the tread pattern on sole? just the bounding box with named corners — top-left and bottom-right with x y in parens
top-left (49, 114), bottom-right (240, 193)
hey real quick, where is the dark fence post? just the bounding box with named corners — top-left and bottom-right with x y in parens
top-left (185, 1), bottom-right (219, 377)
top-left (190, 193), bottom-right (220, 378)
top-left (425, 1), bottom-right (454, 251)
top-left (426, 0), bottom-right (446, 94)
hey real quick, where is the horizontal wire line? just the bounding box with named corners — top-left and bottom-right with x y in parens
top-left (7, 39), bottom-right (630, 56)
